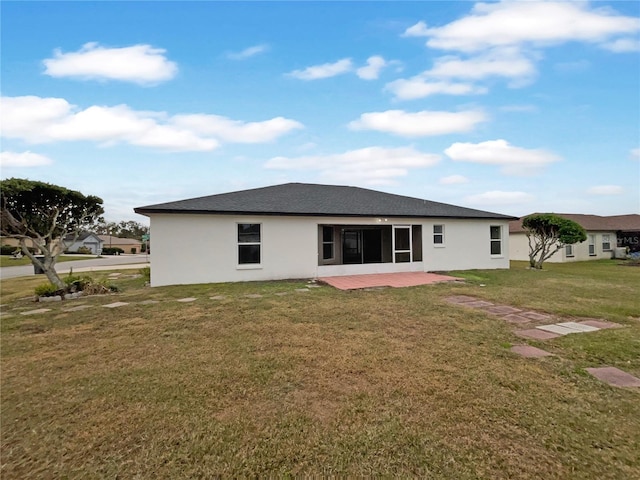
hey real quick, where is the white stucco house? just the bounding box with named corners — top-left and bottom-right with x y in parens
top-left (509, 213), bottom-right (640, 263)
top-left (134, 183), bottom-right (516, 287)
top-left (62, 232), bottom-right (103, 254)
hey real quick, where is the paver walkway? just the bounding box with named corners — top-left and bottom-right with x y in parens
top-left (445, 294), bottom-right (639, 388)
top-left (320, 272), bottom-right (459, 290)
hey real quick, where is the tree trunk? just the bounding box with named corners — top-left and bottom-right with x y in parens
top-left (20, 239), bottom-right (65, 289)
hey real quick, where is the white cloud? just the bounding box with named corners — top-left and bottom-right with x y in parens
top-left (385, 78), bottom-right (487, 100)
top-left (171, 114), bottom-right (303, 143)
top-left (601, 38), bottom-right (640, 52)
top-left (227, 44), bottom-right (269, 60)
top-left (465, 190), bottom-right (534, 206)
top-left (631, 148), bottom-right (640, 160)
top-left (43, 42), bottom-right (178, 85)
top-left (402, 21), bottom-right (430, 38)
top-left (587, 185), bottom-right (624, 195)
top-left (418, 1), bottom-right (640, 52)
top-left (439, 174), bottom-right (469, 185)
top-left (445, 139), bottom-right (561, 175)
top-left (349, 109), bottom-right (486, 137)
top-left (265, 146), bottom-right (440, 185)
top-left (356, 56), bottom-right (387, 80)
top-left (287, 58), bottom-right (353, 80)
top-left (0, 95), bottom-right (302, 151)
top-left (0, 151), bottom-right (53, 167)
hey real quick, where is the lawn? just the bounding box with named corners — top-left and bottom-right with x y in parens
top-left (1, 261), bottom-right (639, 478)
top-left (0, 255), bottom-right (96, 268)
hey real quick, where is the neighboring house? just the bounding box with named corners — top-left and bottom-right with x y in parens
top-left (98, 235), bottom-right (143, 254)
top-left (509, 213), bottom-right (640, 263)
top-left (0, 236), bottom-right (40, 253)
top-left (134, 183), bottom-right (516, 287)
top-left (63, 232), bottom-right (104, 254)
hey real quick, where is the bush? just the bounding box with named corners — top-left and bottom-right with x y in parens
top-left (76, 246), bottom-right (92, 254)
top-left (140, 266), bottom-right (150, 282)
top-left (1, 245), bottom-right (18, 255)
top-left (35, 283), bottom-right (62, 297)
top-left (101, 247), bottom-right (124, 255)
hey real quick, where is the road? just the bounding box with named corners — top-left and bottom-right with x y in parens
top-left (0, 254), bottom-right (150, 280)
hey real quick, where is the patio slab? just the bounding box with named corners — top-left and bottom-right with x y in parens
top-left (514, 329), bottom-right (561, 340)
top-left (140, 300), bottom-right (160, 305)
top-left (536, 324), bottom-right (580, 335)
top-left (176, 297), bottom-right (197, 303)
top-left (503, 314), bottom-right (533, 324)
top-left (320, 272), bottom-right (459, 290)
top-left (482, 305), bottom-right (523, 315)
top-left (586, 367), bottom-right (640, 388)
top-left (520, 311), bottom-right (555, 322)
top-left (444, 295), bottom-right (479, 304)
top-left (244, 294), bottom-right (263, 299)
top-left (464, 300), bottom-right (494, 308)
top-left (510, 345), bottom-right (554, 358)
top-left (209, 295), bottom-right (226, 300)
top-left (555, 321), bottom-right (600, 333)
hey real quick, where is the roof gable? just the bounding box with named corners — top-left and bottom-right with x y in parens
top-left (134, 183), bottom-right (515, 220)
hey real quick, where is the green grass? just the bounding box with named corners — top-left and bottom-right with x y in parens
top-left (0, 255), bottom-right (95, 268)
top-left (1, 261), bottom-right (639, 478)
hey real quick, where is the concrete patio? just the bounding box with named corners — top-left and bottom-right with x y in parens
top-left (318, 272), bottom-right (460, 290)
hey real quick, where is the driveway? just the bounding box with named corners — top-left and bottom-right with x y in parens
top-left (0, 254), bottom-right (150, 280)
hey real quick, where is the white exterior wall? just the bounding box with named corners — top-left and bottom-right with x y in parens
top-left (149, 214), bottom-right (510, 286)
top-left (509, 231), bottom-right (615, 263)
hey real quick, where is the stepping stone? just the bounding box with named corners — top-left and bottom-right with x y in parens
top-left (586, 367), bottom-right (640, 388)
top-left (244, 294), bottom-right (263, 299)
top-left (536, 324), bottom-right (578, 335)
top-left (515, 329), bottom-right (561, 340)
top-left (503, 314), bottom-right (532, 324)
top-left (140, 300), bottom-right (159, 305)
top-left (103, 302), bottom-right (129, 308)
top-left (510, 345), bottom-right (554, 358)
top-left (555, 321), bottom-right (600, 333)
top-left (176, 297), bottom-right (197, 303)
top-left (295, 289), bottom-right (310, 293)
top-left (444, 295), bottom-right (479, 304)
top-left (273, 292), bottom-right (290, 296)
top-left (209, 295), bottom-right (226, 300)
top-left (520, 311), bottom-right (555, 322)
top-left (108, 273), bottom-right (122, 277)
top-left (307, 284), bottom-right (321, 288)
top-left (63, 305), bottom-right (92, 312)
top-left (465, 300), bottom-right (494, 308)
top-left (483, 305), bottom-right (522, 315)
top-left (21, 308), bottom-right (51, 316)
top-left (577, 319), bottom-right (621, 330)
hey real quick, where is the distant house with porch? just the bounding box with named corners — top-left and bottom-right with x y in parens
top-left (509, 213), bottom-right (640, 262)
top-left (134, 183), bottom-right (516, 287)
top-left (63, 232), bottom-right (104, 254)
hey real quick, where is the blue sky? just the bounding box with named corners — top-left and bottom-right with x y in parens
top-left (1, 1), bottom-right (639, 223)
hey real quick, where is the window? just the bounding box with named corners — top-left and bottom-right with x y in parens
top-left (588, 234), bottom-right (596, 256)
top-left (433, 224), bottom-right (444, 245)
top-left (490, 226), bottom-right (502, 255)
top-left (393, 226), bottom-right (411, 263)
top-left (565, 244), bottom-right (574, 257)
top-left (322, 226), bottom-right (334, 260)
top-left (238, 223), bottom-right (261, 265)
top-left (602, 234), bottom-right (611, 251)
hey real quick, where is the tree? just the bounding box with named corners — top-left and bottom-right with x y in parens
top-left (0, 178), bottom-right (104, 288)
top-left (95, 219), bottom-right (148, 239)
top-left (522, 213), bottom-right (587, 269)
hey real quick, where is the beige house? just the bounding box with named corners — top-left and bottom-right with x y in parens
top-left (509, 214), bottom-right (640, 263)
top-left (98, 235), bottom-right (143, 254)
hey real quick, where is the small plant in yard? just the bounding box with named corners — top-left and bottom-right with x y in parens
top-left (34, 272), bottom-right (119, 299)
top-left (140, 266), bottom-right (151, 283)
top-left (34, 282), bottom-right (63, 298)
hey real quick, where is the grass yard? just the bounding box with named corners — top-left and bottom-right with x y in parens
top-left (0, 255), bottom-right (96, 268)
top-left (1, 261), bottom-right (639, 478)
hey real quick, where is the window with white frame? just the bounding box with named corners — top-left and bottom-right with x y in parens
top-left (588, 234), bottom-right (596, 256)
top-left (565, 244), bottom-right (574, 257)
top-left (433, 225), bottom-right (444, 245)
top-left (490, 225), bottom-right (502, 255)
top-left (238, 223), bottom-right (261, 265)
top-left (602, 234), bottom-right (611, 251)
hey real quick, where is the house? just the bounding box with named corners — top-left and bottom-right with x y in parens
top-left (134, 183), bottom-right (515, 287)
top-left (63, 232), bottom-right (103, 254)
top-left (98, 235), bottom-right (143, 254)
top-left (509, 213), bottom-right (640, 263)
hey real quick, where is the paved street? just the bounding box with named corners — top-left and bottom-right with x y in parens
top-left (0, 254), bottom-right (150, 279)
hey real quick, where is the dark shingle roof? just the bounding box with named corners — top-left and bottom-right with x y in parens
top-left (134, 183), bottom-right (515, 220)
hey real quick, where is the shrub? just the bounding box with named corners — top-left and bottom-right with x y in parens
top-left (140, 266), bottom-right (150, 282)
top-left (35, 283), bottom-right (62, 297)
top-left (101, 247), bottom-right (124, 255)
top-left (76, 246), bottom-right (92, 254)
top-left (1, 245), bottom-right (18, 255)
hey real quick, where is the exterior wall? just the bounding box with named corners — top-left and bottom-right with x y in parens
top-left (509, 231), bottom-right (615, 263)
top-left (149, 214), bottom-right (511, 286)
